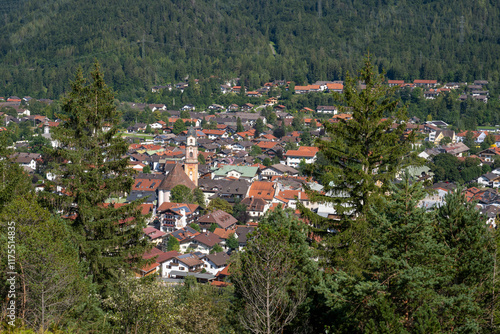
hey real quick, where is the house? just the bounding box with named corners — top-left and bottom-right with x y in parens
top-left (198, 179), bottom-right (250, 204)
top-left (241, 103), bottom-right (254, 112)
top-left (168, 227), bottom-right (201, 253)
top-left (477, 147), bottom-right (500, 162)
top-left (163, 253), bottom-right (205, 278)
top-left (428, 129), bottom-right (455, 145)
top-left (11, 152), bottom-right (40, 171)
top-left (201, 252), bottom-right (231, 276)
top-left (388, 80), bottom-right (405, 87)
top-left (241, 197), bottom-right (270, 220)
top-left (284, 146), bottom-right (319, 167)
top-left (195, 210), bottom-right (238, 232)
top-left (316, 106), bottom-right (338, 114)
top-left (190, 232), bottom-right (223, 254)
top-left (157, 202), bottom-right (200, 232)
top-left (137, 248), bottom-right (180, 278)
top-left (143, 226), bottom-right (166, 245)
top-left (261, 164), bottom-right (299, 180)
top-left (234, 225), bottom-right (255, 250)
top-left (413, 80), bottom-right (438, 88)
top-left (477, 173), bottom-right (500, 188)
top-left (212, 165), bottom-right (259, 181)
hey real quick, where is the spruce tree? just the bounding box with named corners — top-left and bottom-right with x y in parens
top-left (45, 63), bottom-right (150, 289)
top-left (300, 56), bottom-right (416, 274)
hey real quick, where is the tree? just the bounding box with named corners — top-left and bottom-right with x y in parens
top-left (172, 119), bottom-right (187, 135)
top-left (209, 223), bottom-right (218, 233)
top-left (193, 188), bottom-right (206, 208)
top-left (253, 118), bottom-right (265, 137)
top-left (249, 145), bottom-right (262, 157)
top-left (432, 189), bottom-right (495, 331)
top-left (103, 275), bottom-right (182, 333)
top-left (300, 130), bottom-right (313, 146)
top-left (210, 244), bottom-right (223, 254)
top-left (142, 165), bottom-right (151, 173)
top-left (198, 153), bottom-right (206, 165)
top-left (236, 117), bottom-right (244, 132)
top-left (440, 136), bottom-right (452, 145)
top-left (464, 130), bottom-right (477, 154)
top-left (44, 64), bottom-right (150, 289)
top-left (180, 109), bottom-right (190, 119)
top-left (306, 56), bottom-right (415, 219)
top-left (170, 184), bottom-right (194, 203)
top-left (206, 197), bottom-right (233, 214)
top-left (189, 223), bottom-right (201, 232)
top-left (144, 124), bottom-right (152, 134)
top-left (262, 157), bottom-right (272, 167)
top-left (166, 236), bottom-right (180, 252)
top-left (226, 232), bottom-right (239, 250)
top-left (232, 207), bottom-right (316, 334)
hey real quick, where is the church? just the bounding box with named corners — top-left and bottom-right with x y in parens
top-left (157, 127), bottom-right (199, 209)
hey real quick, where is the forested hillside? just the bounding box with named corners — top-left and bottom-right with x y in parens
top-left (1, 0), bottom-right (500, 100)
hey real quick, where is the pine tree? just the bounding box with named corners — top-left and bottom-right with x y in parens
top-left (236, 117), bottom-right (244, 132)
top-left (300, 56), bottom-right (416, 274)
top-left (306, 55), bottom-right (415, 218)
top-left (45, 63), bottom-right (150, 289)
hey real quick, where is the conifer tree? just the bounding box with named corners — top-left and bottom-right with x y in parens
top-left (45, 63), bottom-right (150, 289)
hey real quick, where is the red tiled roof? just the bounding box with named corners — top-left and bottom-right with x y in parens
top-left (248, 181), bottom-right (275, 201)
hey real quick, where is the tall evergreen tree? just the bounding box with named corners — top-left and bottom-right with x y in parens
top-left (45, 63), bottom-right (150, 289)
top-left (301, 56), bottom-right (416, 274)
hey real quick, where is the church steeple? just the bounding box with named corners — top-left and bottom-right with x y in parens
top-left (184, 127), bottom-right (199, 186)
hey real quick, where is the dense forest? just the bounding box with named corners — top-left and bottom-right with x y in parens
top-left (1, 0), bottom-right (500, 100)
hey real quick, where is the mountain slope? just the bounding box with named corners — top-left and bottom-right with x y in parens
top-left (1, 0), bottom-right (500, 99)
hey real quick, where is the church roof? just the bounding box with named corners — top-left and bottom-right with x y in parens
top-left (158, 163), bottom-right (196, 191)
top-left (187, 126), bottom-right (197, 137)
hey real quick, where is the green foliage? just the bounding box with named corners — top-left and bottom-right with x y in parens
top-left (262, 157), bottom-right (272, 167)
top-left (249, 145), bottom-right (262, 157)
top-left (189, 223), bottom-right (201, 232)
top-left (317, 178), bottom-right (496, 332)
top-left (43, 64), bottom-right (150, 290)
top-left (170, 184), bottom-right (194, 203)
top-left (3, 0), bottom-right (500, 103)
top-left (206, 197), bottom-right (233, 215)
top-left (431, 153), bottom-right (483, 183)
top-left (103, 275), bottom-right (183, 333)
top-left (166, 236), bottom-right (180, 252)
top-left (307, 56), bottom-right (415, 218)
top-left (172, 119), bottom-right (186, 135)
top-left (197, 153), bottom-right (206, 165)
top-left (253, 118), bottom-right (265, 137)
top-left (193, 188), bottom-right (206, 208)
top-left (210, 244), bottom-right (223, 254)
top-left (236, 117), bottom-right (244, 132)
top-left (226, 232), bottom-right (239, 250)
top-left (142, 165), bottom-right (150, 173)
top-left (180, 109), bottom-right (190, 119)
top-left (208, 223), bottom-right (218, 233)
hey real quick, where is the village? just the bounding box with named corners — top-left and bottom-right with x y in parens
top-left (1, 77), bottom-right (499, 286)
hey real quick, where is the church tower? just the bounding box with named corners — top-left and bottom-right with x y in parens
top-left (184, 127), bottom-right (199, 186)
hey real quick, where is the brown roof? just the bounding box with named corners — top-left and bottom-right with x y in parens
top-left (204, 252), bottom-right (231, 267)
top-left (176, 253), bottom-right (204, 267)
top-left (248, 181), bottom-right (275, 201)
top-left (241, 197), bottom-right (267, 212)
top-left (158, 163), bottom-right (196, 191)
top-left (196, 210), bottom-right (238, 229)
top-left (143, 248), bottom-right (180, 264)
top-left (193, 232), bottom-right (222, 247)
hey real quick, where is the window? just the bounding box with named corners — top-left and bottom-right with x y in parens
top-left (190, 152), bottom-right (193, 158)
top-left (179, 267), bottom-right (185, 271)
